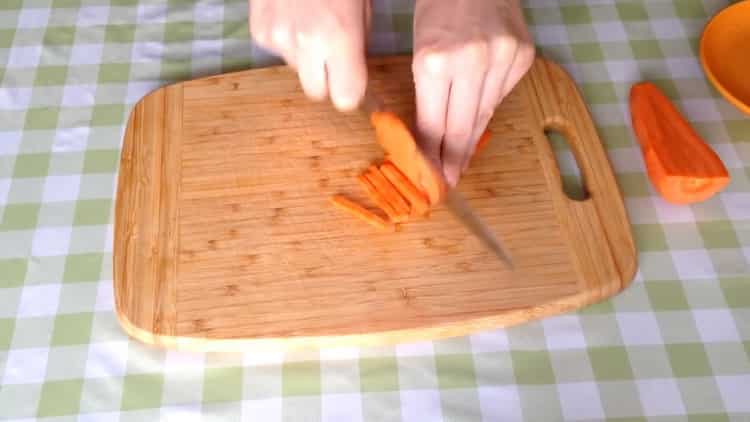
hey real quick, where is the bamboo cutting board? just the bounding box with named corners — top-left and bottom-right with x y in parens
top-left (114, 55), bottom-right (636, 351)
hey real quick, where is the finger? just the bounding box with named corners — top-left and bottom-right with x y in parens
top-left (249, 0), bottom-right (272, 46)
top-left (269, 21), bottom-right (297, 68)
top-left (295, 41), bottom-right (328, 100)
top-left (462, 68), bottom-right (505, 173)
top-left (325, 40), bottom-right (367, 111)
top-left (413, 51), bottom-right (451, 168)
top-left (463, 46), bottom-right (515, 172)
top-left (499, 44), bottom-right (535, 100)
top-left (443, 70), bottom-right (485, 187)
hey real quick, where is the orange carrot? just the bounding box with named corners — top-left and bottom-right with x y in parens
top-left (370, 111), bottom-right (446, 206)
top-left (474, 129), bottom-right (492, 155)
top-left (629, 82), bottom-right (730, 204)
top-left (379, 161), bottom-right (430, 217)
top-left (365, 165), bottom-right (411, 217)
top-left (329, 195), bottom-right (393, 231)
top-left (356, 174), bottom-right (404, 222)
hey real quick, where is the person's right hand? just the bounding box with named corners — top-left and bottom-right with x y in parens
top-left (249, 0), bottom-right (371, 111)
top-left (411, 0), bottom-right (535, 187)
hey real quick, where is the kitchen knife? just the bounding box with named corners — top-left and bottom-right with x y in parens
top-left (444, 187), bottom-right (515, 269)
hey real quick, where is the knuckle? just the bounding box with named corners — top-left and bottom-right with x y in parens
top-left (296, 23), bottom-right (350, 54)
top-left (294, 29), bottom-right (317, 48)
top-left (326, 24), bottom-right (349, 43)
top-left (413, 48), bottom-right (449, 76)
top-left (249, 23), bottom-right (268, 45)
top-left (460, 39), bottom-right (490, 68)
top-left (491, 34), bottom-right (519, 59)
top-left (252, 30), bottom-right (268, 46)
top-left (270, 24), bottom-right (293, 48)
top-left (311, 12), bottom-right (350, 42)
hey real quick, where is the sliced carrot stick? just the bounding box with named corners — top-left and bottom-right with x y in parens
top-left (365, 165), bottom-right (411, 217)
top-left (370, 110), bottom-right (446, 205)
top-left (380, 161), bottom-right (430, 217)
top-left (356, 174), bottom-right (404, 222)
top-left (329, 195), bottom-right (393, 231)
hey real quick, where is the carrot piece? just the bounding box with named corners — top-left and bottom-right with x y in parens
top-left (474, 129), bottom-right (493, 155)
top-left (380, 161), bottom-right (430, 217)
top-left (370, 111), bottom-right (446, 206)
top-left (329, 195), bottom-right (393, 231)
top-left (356, 174), bottom-right (404, 222)
top-left (365, 165), bottom-right (411, 217)
top-left (629, 82), bottom-right (730, 204)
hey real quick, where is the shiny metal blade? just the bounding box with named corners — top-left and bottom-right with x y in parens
top-left (444, 189), bottom-right (514, 269)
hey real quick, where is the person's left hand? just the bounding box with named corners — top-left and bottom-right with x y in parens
top-left (412, 0), bottom-right (535, 186)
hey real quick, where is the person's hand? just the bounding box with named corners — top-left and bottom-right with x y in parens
top-left (412, 0), bottom-right (535, 186)
top-left (249, 0), bottom-right (371, 111)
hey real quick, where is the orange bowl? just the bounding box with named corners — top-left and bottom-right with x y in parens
top-left (699, 0), bottom-right (750, 115)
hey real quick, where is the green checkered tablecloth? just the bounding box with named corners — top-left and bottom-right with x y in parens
top-left (1, 0), bottom-right (749, 420)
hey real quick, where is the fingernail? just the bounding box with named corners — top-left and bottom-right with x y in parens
top-left (305, 89), bottom-right (328, 102)
top-left (332, 94), bottom-right (360, 112)
top-left (445, 167), bottom-right (459, 188)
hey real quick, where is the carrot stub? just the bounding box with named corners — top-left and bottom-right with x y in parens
top-left (379, 161), bottom-right (430, 217)
top-left (629, 82), bottom-right (730, 204)
top-left (329, 195), bottom-right (393, 231)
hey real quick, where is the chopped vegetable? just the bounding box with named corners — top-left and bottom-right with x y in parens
top-left (370, 110), bottom-right (446, 205)
top-left (365, 165), bottom-right (411, 217)
top-left (329, 195), bottom-right (393, 231)
top-left (379, 161), bottom-right (430, 217)
top-left (356, 173), bottom-right (405, 222)
top-left (629, 81), bottom-right (730, 204)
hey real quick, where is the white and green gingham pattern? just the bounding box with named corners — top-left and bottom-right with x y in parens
top-left (1, 0), bottom-right (748, 420)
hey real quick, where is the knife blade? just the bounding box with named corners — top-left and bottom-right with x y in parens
top-left (444, 188), bottom-right (515, 269)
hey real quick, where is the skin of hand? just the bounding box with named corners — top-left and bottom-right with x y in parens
top-left (412, 0), bottom-right (535, 187)
top-left (249, 0), bottom-right (372, 111)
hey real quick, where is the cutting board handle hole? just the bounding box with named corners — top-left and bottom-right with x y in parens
top-left (545, 128), bottom-right (588, 201)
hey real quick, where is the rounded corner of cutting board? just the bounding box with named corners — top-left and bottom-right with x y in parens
top-left (113, 298), bottom-right (159, 346)
top-left (615, 243), bottom-right (639, 292)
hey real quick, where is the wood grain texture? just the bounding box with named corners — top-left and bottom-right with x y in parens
top-left (113, 55), bottom-right (637, 352)
top-left (114, 84), bottom-right (182, 337)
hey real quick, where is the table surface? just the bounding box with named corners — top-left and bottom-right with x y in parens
top-left (1, 0), bottom-right (749, 420)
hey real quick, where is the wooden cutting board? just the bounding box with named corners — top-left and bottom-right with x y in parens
top-left (114, 55), bottom-right (636, 352)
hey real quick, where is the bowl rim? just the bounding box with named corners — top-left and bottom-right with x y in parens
top-left (698, 0), bottom-right (750, 115)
